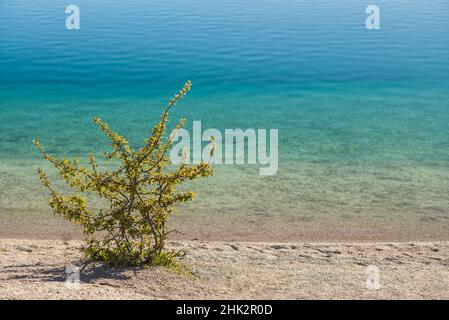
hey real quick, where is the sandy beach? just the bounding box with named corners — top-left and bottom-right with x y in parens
top-left (2, 0), bottom-right (449, 303)
top-left (1, 239), bottom-right (448, 299)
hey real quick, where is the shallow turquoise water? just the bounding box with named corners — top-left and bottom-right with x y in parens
top-left (1, 0), bottom-right (449, 229)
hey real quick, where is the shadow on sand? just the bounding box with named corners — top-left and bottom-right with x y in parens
top-left (1, 261), bottom-right (140, 284)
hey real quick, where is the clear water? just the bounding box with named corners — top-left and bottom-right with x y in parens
top-left (1, 0), bottom-right (449, 236)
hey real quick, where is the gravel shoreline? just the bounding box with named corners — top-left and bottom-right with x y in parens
top-left (1, 239), bottom-right (449, 299)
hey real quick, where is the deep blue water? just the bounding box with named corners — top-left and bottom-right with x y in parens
top-left (1, 0), bottom-right (449, 224)
top-left (1, 0), bottom-right (448, 99)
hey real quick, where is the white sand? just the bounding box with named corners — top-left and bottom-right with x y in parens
top-left (1, 239), bottom-right (449, 299)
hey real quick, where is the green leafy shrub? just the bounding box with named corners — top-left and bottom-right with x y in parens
top-left (34, 81), bottom-right (213, 266)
